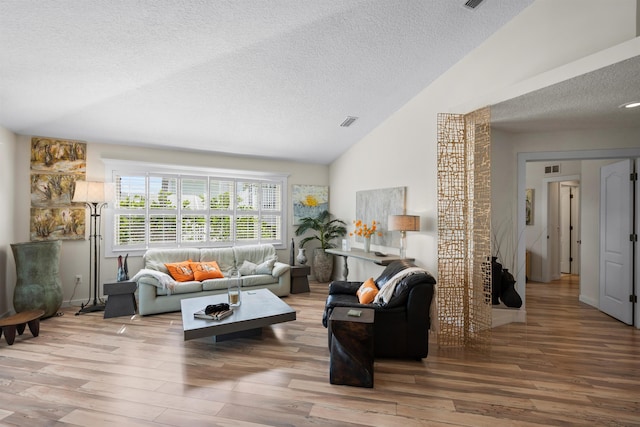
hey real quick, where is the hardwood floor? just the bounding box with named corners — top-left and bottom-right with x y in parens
top-left (1, 275), bottom-right (639, 426)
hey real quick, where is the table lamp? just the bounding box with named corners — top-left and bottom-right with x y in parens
top-left (388, 215), bottom-right (420, 259)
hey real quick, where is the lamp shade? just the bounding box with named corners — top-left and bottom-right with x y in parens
top-left (72, 181), bottom-right (115, 203)
top-left (388, 215), bottom-right (420, 232)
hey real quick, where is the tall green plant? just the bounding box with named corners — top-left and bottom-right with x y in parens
top-left (295, 210), bottom-right (346, 250)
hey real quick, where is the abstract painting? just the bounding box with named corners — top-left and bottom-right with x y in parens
top-left (292, 185), bottom-right (329, 225)
top-left (355, 187), bottom-right (406, 247)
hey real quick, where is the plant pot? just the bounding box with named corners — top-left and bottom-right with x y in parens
top-left (313, 248), bottom-right (334, 282)
top-left (10, 240), bottom-right (63, 318)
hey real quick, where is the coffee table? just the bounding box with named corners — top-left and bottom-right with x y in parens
top-left (180, 288), bottom-right (296, 342)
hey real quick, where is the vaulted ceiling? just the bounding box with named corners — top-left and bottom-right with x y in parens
top-left (0, 0), bottom-right (534, 164)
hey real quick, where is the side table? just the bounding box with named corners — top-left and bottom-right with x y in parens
top-left (103, 281), bottom-right (137, 319)
top-left (290, 265), bottom-right (311, 294)
top-left (328, 306), bottom-right (375, 388)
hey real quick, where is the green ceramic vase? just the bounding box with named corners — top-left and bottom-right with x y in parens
top-left (11, 240), bottom-right (63, 318)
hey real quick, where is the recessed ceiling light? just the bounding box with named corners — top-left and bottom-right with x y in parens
top-left (619, 101), bottom-right (640, 109)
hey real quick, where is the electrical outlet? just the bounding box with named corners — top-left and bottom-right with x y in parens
top-left (75, 275), bottom-right (82, 285)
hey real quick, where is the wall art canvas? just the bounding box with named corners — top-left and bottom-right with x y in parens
top-left (30, 207), bottom-right (86, 241)
top-left (525, 188), bottom-right (534, 225)
top-left (30, 173), bottom-right (84, 207)
top-left (292, 184), bottom-right (329, 225)
top-left (30, 137), bottom-right (87, 173)
top-left (355, 186), bottom-right (406, 247)
top-left (30, 137), bottom-right (87, 241)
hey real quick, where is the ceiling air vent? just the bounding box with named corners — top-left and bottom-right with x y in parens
top-left (464, 0), bottom-right (485, 9)
top-left (545, 164), bottom-right (561, 174)
top-left (340, 116), bottom-right (358, 127)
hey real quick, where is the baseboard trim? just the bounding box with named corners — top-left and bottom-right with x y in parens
top-left (492, 306), bottom-right (526, 328)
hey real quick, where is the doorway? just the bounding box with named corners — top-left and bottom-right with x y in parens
top-left (517, 148), bottom-right (640, 329)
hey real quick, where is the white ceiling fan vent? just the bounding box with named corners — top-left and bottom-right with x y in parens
top-left (464, 0), bottom-right (485, 9)
top-left (340, 116), bottom-right (358, 127)
top-left (544, 164), bottom-right (561, 174)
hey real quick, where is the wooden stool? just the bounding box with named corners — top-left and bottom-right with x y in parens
top-left (328, 307), bottom-right (375, 387)
top-left (103, 281), bottom-right (137, 318)
top-left (290, 265), bottom-right (311, 294)
top-left (0, 310), bottom-right (45, 345)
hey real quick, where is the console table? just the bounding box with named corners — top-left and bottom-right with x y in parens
top-left (325, 248), bottom-right (413, 280)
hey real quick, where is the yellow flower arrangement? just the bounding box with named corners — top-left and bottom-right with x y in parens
top-left (350, 219), bottom-right (382, 239)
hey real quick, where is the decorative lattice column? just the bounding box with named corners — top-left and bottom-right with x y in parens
top-left (436, 107), bottom-right (491, 348)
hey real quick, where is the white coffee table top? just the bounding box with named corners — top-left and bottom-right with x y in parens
top-left (180, 288), bottom-right (296, 341)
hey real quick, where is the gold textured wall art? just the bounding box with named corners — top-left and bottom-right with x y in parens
top-left (436, 107), bottom-right (492, 348)
top-left (30, 137), bottom-right (87, 241)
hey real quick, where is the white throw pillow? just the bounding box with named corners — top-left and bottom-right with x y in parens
top-left (238, 258), bottom-right (276, 276)
top-left (239, 260), bottom-right (257, 276)
top-left (256, 257), bottom-right (276, 274)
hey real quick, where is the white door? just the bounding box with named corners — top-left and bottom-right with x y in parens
top-left (599, 159), bottom-right (633, 324)
top-left (560, 185), bottom-right (571, 274)
top-left (571, 186), bottom-right (581, 275)
top-left (561, 184), bottom-right (581, 274)
top-left (548, 182), bottom-right (561, 281)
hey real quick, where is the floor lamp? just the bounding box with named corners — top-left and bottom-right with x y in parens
top-left (388, 215), bottom-right (420, 259)
top-left (73, 181), bottom-right (114, 315)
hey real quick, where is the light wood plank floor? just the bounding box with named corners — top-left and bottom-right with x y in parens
top-left (1, 275), bottom-right (638, 426)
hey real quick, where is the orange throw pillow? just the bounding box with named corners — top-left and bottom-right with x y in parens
top-left (165, 260), bottom-right (194, 282)
top-left (190, 261), bottom-right (224, 281)
top-left (356, 278), bottom-right (378, 304)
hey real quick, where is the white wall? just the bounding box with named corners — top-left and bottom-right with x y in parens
top-left (0, 126), bottom-right (17, 316)
top-left (329, 1), bottom-right (639, 283)
top-left (12, 136), bottom-right (329, 310)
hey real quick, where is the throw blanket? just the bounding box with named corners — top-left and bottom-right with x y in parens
top-left (373, 266), bottom-right (428, 305)
top-left (131, 269), bottom-right (177, 294)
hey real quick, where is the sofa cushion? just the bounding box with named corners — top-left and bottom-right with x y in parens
top-left (356, 278), bottom-right (378, 304)
top-left (190, 261), bottom-right (224, 281)
top-left (199, 247), bottom-right (236, 275)
top-left (165, 260), bottom-right (195, 282)
top-left (385, 272), bottom-right (437, 308)
top-left (238, 258), bottom-right (276, 276)
top-left (375, 259), bottom-right (416, 288)
top-left (234, 244), bottom-right (277, 266)
top-left (241, 274), bottom-right (277, 288)
top-left (144, 248), bottom-right (202, 273)
top-left (168, 281), bottom-right (203, 294)
top-left (201, 277), bottom-right (233, 291)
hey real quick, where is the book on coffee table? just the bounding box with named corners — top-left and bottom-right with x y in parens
top-left (194, 308), bottom-right (233, 321)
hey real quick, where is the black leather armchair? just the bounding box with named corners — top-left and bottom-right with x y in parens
top-left (322, 260), bottom-right (436, 360)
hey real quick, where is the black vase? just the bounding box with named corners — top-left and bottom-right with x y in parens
top-left (491, 257), bottom-right (502, 305)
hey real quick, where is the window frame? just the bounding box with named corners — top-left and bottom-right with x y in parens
top-left (103, 160), bottom-right (288, 257)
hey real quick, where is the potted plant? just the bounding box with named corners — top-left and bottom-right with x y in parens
top-left (295, 210), bottom-right (347, 282)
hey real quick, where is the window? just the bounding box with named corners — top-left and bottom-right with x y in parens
top-left (107, 165), bottom-right (287, 255)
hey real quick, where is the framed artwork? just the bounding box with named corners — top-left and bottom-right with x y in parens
top-left (30, 207), bottom-right (86, 241)
top-left (292, 185), bottom-right (329, 225)
top-left (30, 173), bottom-right (84, 207)
top-left (355, 186), bottom-right (406, 247)
top-left (526, 188), bottom-right (534, 225)
top-left (30, 137), bottom-right (87, 240)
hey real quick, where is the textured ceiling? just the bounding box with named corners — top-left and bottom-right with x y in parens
top-left (0, 0), bottom-right (534, 164)
top-left (492, 54), bottom-right (640, 133)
